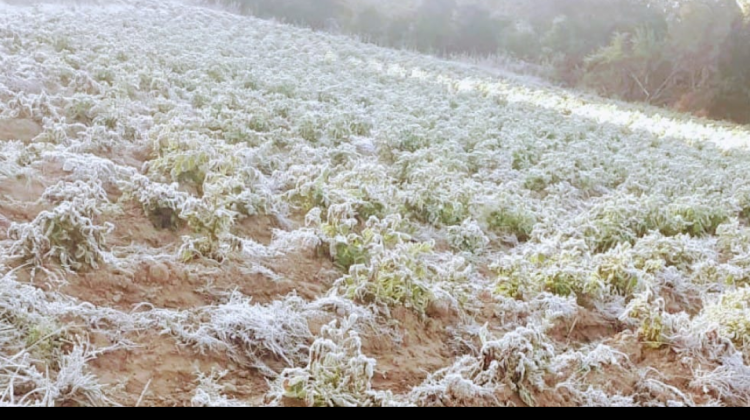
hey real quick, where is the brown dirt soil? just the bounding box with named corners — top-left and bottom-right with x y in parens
top-left (547, 307), bottom-right (622, 346)
top-left (108, 202), bottom-right (184, 249)
top-left (0, 217), bottom-right (9, 239)
top-left (234, 215), bottom-right (279, 246)
top-left (61, 264), bottom-right (209, 311)
top-left (0, 118), bottom-right (41, 143)
top-left (364, 308), bottom-right (456, 395)
top-left (90, 331), bottom-right (267, 407)
top-left (208, 257), bottom-right (336, 304)
top-left (0, 176), bottom-right (48, 219)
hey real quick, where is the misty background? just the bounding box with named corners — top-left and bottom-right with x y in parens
top-left (210, 0), bottom-right (750, 123)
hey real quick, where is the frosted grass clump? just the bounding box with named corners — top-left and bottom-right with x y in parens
top-left (41, 180), bottom-right (109, 206)
top-left (0, 141), bottom-right (38, 180)
top-left (0, 342), bottom-right (110, 407)
top-left (0, 271), bottom-right (111, 407)
top-left (268, 316), bottom-right (401, 407)
top-left (447, 219), bottom-right (490, 254)
top-left (337, 241), bottom-right (437, 315)
top-left (148, 129), bottom-right (240, 193)
top-left (409, 325), bottom-right (555, 407)
top-left (702, 287), bottom-right (750, 352)
top-left (316, 212), bottom-right (410, 271)
top-left (9, 181), bottom-right (114, 271)
top-left (120, 174), bottom-right (188, 229)
top-left (191, 370), bottom-right (248, 408)
top-left (45, 344), bottom-right (110, 407)
top-left (178, 195), bottom-right (239, 262)
top-left (691, 353), bottom-right (750, 406)
top-left (157, 292), bottom-right (314, 374)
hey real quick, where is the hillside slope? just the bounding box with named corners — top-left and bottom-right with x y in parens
top-left (2, 0), bottom-right (750, 406)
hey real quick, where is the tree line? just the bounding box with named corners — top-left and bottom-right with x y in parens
top-left (215, 0), bottom-right (750, 123)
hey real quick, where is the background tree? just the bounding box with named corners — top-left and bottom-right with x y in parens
top-left (351, 6), bottom-right (387, 44)
top-left (452, 4), bottom-right (504, 55)
top-left (413, 0), bottom-right (456, 52)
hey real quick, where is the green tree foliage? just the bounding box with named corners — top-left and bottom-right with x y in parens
top-left (452, 4), bottom-right (506, 55)
top-left (232, 0), bottom-right (344, 29)
top-left (714, 22), bottom-right (750, 122)
top-left (582, 0), bottom-right (748, 120)
top-left (413, 0), bottom-right (456, 52)
top-left (350, 6), bottom-right (387, 43)
top-left (583, 27), bottom-right (671, 103)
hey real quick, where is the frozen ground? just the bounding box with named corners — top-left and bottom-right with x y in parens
top-left (2, 0), bottom-right (750, 406)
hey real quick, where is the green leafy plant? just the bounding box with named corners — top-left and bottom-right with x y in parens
top-left (447, 219), bottom-right (490, 253)
top-left (65, 96), bottom-right (96, 125)
top-left (406, 193), bottom-right (469, 227)
top-left (24, 321), bottom-right (63, 363)
top-left (583, 196), bottom-right (731, 253)
top-left (327, 114), bottom-right (372, 143)
top-left (581, 196), bottom-right (649, 253)
top-left (621, 291), bottom-right (669, 349)
top-left (654, 201), bottom-right (729, 238)
top-left (488, 206), bottom-right (537, 242)
top-left (494, 251), bottom-right (587, 299)
top-left (179, 195), bottom-right (239, 262)
top-left (590, 244), bottom-right (642, 297)
top-left (149, 131), bottom-right (239, 194)
top-left (120, 175), bottom-right (188, 230)
top-left (703, 287), bottom-right (750, 350)
top-left (318, 213), bottom-right (408, 272)
top-left (9, 182), bottom-right (114, 272)
top-left (337, 241), bottom-right (436, 315)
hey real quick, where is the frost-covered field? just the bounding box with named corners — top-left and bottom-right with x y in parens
top-left (3, 0), bottom-right (750, 407)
